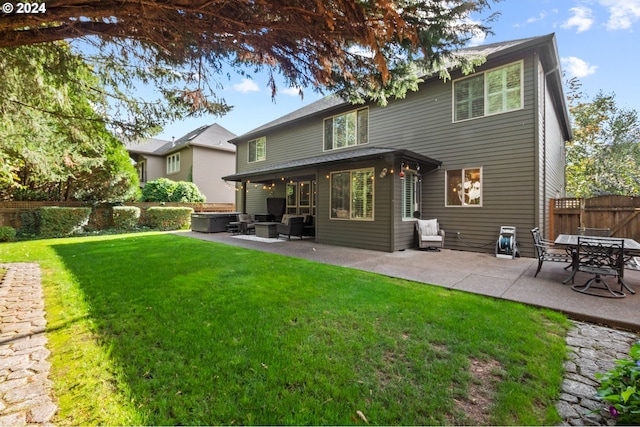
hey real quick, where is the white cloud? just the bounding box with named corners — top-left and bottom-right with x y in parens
top-left (281, 87), bottom-right (303, 96)
top-left (527, 11), bottom-right (548, 24)
top-left (561, 56), bottom-right (598, 78)
top-left (561, 6), bottom-right (595, 32)
top-left (233, 78), bottom-right (260, 93)
top-left (598, 0), bottom-right (640, 30)
top-left (459, 17), bottom-right (486, 47)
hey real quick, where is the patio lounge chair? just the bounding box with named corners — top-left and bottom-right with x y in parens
top-left (530, 227), bottom-right (573, 277)
top-left (415, 219), bottom-right (445, 251)
top-left (277, 216), bottom-right (304, 240)
top-left (237, 213), bottom-right (255, 234)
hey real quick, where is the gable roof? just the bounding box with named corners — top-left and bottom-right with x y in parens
top-left (232, 33), bottom-right (571, 142)
top-left (127, 123), bottom-right (237, 156)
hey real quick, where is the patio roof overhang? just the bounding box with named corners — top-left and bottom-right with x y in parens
top-left (222, 147), bottom-right (442, 183)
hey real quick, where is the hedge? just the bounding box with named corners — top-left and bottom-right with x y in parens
top-left (146, 207), bottom-right (193, 231)
top-left (40, 207), bottom-right (92, 238)
top-left (0, 226), bottom-right (16, 242)
top-left (112, 206), bottom-right (141, 230)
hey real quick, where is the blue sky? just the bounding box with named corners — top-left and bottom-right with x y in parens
top-left (156, 0), bottom-right (640, 141)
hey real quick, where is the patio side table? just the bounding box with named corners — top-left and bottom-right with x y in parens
top-left (255, 222), bottom-right (279, 238)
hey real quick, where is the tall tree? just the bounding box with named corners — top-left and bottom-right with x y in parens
top-left (566, 79), bottom-right (640, 197)
top-left (0, 43), bottom-right (139, 201)
top-left (0, 1), bottom-right (499, 135)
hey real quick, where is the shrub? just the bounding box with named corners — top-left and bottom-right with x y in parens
top-left (18, 210), bottom-right (41, 237)
top-left (171, 181), bottom-right (206, 203)
top-left (0, 226), bottom-right (16, 242)
top-left (596, 342), bottom-right (640, 424)
top-left (112, 206), bottom-right (141, 230)
top-left (146, 207), bottom-right (193, 231)
top-left (39, 207), bottom-right (92, 238)
top-left (141, 178), bottom-right (205, 202)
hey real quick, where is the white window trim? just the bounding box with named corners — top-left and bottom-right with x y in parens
top-left (445, 167), bottom-right (483, 207)
top-left (166, 153), bottom-right (180, 174)
top-left (402, 170), bottom-right (420, 221)
top-left (452, 60), bottom-right (524, 123)
top-left (323, 107), bottom-right (369, 152)
top-left (329, 167), bottom-right (375, 221)
top-left (248, 137), bottom-right (266, 163)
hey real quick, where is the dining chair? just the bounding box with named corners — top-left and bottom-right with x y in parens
top-left (570, 236), bottom-right (629, 298)
top-left (530, 228), bottom-right (573, 277)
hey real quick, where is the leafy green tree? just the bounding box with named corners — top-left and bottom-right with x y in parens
top-left (566, 80), bottom-right (640, 197)
top-left (0, 43), bottom-right (140, 201)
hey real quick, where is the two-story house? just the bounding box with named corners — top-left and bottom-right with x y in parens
top-left (128, 123), bottom-right (237, 203)
top-left (222, 34), bottom-right (572, 256)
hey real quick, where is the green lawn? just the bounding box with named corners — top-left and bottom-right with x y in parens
top-left (0, 233), bottom-right (570, 425)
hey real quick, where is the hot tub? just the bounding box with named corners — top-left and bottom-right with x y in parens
top-left (191, 212), bottom-right (239, 233)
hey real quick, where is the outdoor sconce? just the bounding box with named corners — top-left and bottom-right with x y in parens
top-left (379, 168), bottom-right (388, 178)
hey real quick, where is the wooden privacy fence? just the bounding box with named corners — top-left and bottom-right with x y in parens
top-left (550, 196), bottom-right (640, 240)
top-left (0, 201), bottom-right (236, 230)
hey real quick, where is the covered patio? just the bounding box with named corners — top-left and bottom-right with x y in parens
top-left (182, 230), bottom-right (640, 331)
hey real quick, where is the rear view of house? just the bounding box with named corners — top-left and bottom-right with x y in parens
top-left (223, 34), bottom-right (572, 256)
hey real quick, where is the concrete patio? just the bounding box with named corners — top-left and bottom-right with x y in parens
top-left (180, 231), bottom-right (640, 331)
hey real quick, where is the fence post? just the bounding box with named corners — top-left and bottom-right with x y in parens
top-left (549, 198), bottom-right (555, 240)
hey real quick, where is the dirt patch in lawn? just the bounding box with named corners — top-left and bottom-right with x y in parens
top-left (450, 357), bottom-right (504, 425)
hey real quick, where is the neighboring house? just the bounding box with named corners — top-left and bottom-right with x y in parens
top-left (223, 34), bottom-right (572, 256)
top-left (128, 123), bottom-right (237, 203)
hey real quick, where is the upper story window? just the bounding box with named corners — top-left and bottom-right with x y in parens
top-left (324, 107), bottom-right (368, 151)
top-left (248, 137), bottom-right (266, 163)
top-left (453, 61), bottom-right (523, 122)
top-left (446, 167), bottom-right (482, 207)
top-left (166, 153), bottom-right (180, 174)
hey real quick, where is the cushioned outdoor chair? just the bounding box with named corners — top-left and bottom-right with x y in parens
top-left (277, 216), bottom-right (304, 240)
top-left (415, 219), bottom-right (445, 251)
top-left (530, 227), bottom-right (573, 277)
top-left (237, 213), bottom-right (255, 234)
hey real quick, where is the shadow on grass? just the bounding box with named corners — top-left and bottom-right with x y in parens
top-left (51, 233), bottom-right (569, 426)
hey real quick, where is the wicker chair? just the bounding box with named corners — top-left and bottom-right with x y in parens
top-left (415, 219), bottom-right (445, 251)
top-left (277, 216), bottom-right (304, 240)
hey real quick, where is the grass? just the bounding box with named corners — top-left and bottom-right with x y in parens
top-left (0, 232), bottom-right (571, 425)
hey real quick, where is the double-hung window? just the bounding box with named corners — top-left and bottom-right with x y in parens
top-left (330, 168), bottom-right (374, 220)
top-left (446, 168), bottom-right (482, 206)
top-left (453, 61), bottom-right (523, 121)
top-left (324, 108), bottom-right (368, 150)
top-left (166, 153), bottom-right (180, 174)
top-left (248, 137), bottom-right (266, 163)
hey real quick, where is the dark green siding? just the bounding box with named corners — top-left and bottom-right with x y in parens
top-left (233, 49), bottom-right (567, 255)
